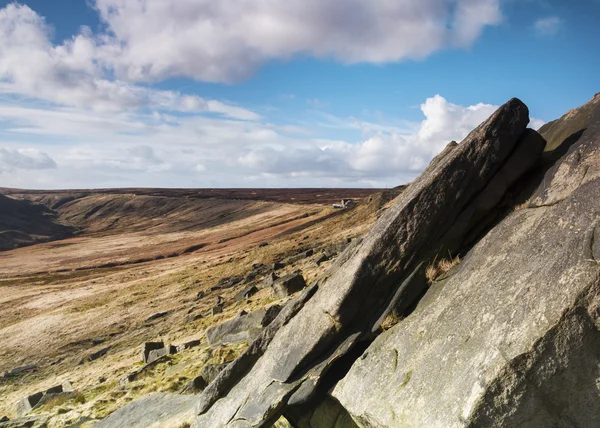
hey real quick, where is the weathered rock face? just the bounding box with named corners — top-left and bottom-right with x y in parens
top-left (195, 99), bottom-right (542, 427)
top-left (333, 93), bottom-right (600, 427)
top-left (94, 393), bottom-right (196, 428)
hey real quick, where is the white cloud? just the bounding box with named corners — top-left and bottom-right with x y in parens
top-left (534, 17), bottom-right (561, 37)
top-left (0, 147), bottom-right (56, 172)
top-left (0, 3), bottom-right (259, 120)
top-left (93, 0), bottom-right (501, 83)
top-left (0, 94), bottom-right (543, 188)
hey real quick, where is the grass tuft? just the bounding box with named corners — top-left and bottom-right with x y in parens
top-left (426, 256), bottom-right (461, 284)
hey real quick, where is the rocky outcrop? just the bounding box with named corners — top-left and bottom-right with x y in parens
top-left (195, 98), bottom-right (543, 427)
top-left (333, 93), bottom-right (600, 427)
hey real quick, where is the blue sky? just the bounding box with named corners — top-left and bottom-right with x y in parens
top-left (0, 0), bottom-right (598, 189)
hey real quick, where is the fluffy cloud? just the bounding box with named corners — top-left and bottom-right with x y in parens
top-left (0, 95), bottom-right (542, 188)
top-left (237, 95), bottom-right (501, 180)
top-left (0, 147), bottom-right (56, 172)
top-left (0, 3), bottom-right (259, 119)
top-left (534, 17), bottom-right (561, 37)
top-left (93, 0), bottom-right (502, 83)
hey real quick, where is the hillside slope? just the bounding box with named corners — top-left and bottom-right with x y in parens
top-left (0, 194), bottom-right (76, 251)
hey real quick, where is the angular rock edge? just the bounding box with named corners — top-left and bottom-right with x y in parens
top-left (195, 98), bottom-right (546, 427)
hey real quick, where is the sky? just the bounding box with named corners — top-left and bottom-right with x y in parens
top-left (0, 0), bottom-right (598, 189)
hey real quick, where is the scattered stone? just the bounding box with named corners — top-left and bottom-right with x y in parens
top-left (211, 305), bottom-right (223, 316)
top-left (145, 311), bottom-right (170, 322)
top-left (0, 415), bottom-right (45, 428)
top-left (258, 242), bottom-right (269, 247)
top-left (184, 313), bottom-right (203, 324)
top-left (215, 276), bottom-right (243, 290)
top-left (44, 385), bottom-right (63, 395)
top-left (214, 296), bottom-right (224, 305)
top-left (1, 365), bottom-right (36, 379)
top-left (0, 416), bottom-right (8, 423)
top-left (98, 377), bottom-right (106, 384)
top-left (243, 272), bottom-right (257, 284)
top-left (79, 346), bottom-right (111, 364)
top-left (195, 290), bottom-right (206, 300)
top-left (180, 376), bottom-right (208, 395)
top-left (271, 272), bottom-right (307, 298)
top-left (234, 286), bottom-right (259, 302)
top-left (176, 340), bottom-right (201, 353)
top-left (303, 249), bottom-right (314, 258)
top-left (314, 253), bottom-right (329, 266)
top-left (271, 261), bottom-right (284, 271)
top-left (141, 342), bottom-right (164, 363)
top-left (263, 272), bottom-right (279, 287)
top-left (121, 353), bottom-right (169, 386)
top-left (147, 348), bottom-right (168, 364)
top-left (15, 392), bottom-right (43, 417)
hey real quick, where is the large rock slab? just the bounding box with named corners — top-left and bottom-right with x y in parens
top-left (333, 94), bottom-right (600, 427)
top-left (196, 99), bottom-right (537, 426)
top-left (94, 393), bottom-right (196, 428)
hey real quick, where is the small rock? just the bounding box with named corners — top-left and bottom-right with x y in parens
top-left (211, 305), bottom-right (223, 316)
top-left (79, 346), bottom-right (111, 364)
top-left (261, 305), bottom-right (283, 327)
top-left (258, 242), bottom-right (269, 247)
top-left (244, 272), bottom-right (258, 284)
top-left (303, 249), bottom-right (314, 258)
top-left (180, 376), bottom-right (208, 395)
top-left (98, 377), bottom-right (106, 384)
top-left (1, 365), bottom-right (36, 379)
top-left (215, 296), bottom-right (224, 305)
top-left (147, 348), bottom-right (168, 364)
top-left (142, 342), bottom-right (164, 363)
top-left (195, 291), bottom-right (206, 300)
top-left (184, 313), bottom-right (203, 324)
top-left (176, 340), bottom-right (201, 353)
top-left (272, 273), bottom-right (307, 298)
top-left (45, 384), bottom-right (63, 395)
top-left (145, 311), bottom-right (171, 322)
top-left (271, 261), bottom-right (285, 271)
top-left (15, 392), bottom-right (43, 417)
top-left (264, 272), bottom-right (279, 287)
top-left (234, 286), bottom-right (259, 302)
top-left (0, 416), bottom-right (8, 422)
top-left (315, 253), bottom-right (330, 266)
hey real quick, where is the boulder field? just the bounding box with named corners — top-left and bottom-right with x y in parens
top-left (192, 93), bottom-right (600, 427)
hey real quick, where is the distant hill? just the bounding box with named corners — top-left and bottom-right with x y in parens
top-left (0, 194), bottom-right (77, 251)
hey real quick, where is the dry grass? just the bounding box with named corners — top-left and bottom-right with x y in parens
top-left (381, 311), bottom-right (402, 331)
top-left (513, 198), bottom-right (531, 211)
top-left (426, 256), bottom-right (461, 284)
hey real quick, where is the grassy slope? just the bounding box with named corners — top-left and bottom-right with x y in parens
top-left (0, 189), bottom-right (396, 425)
